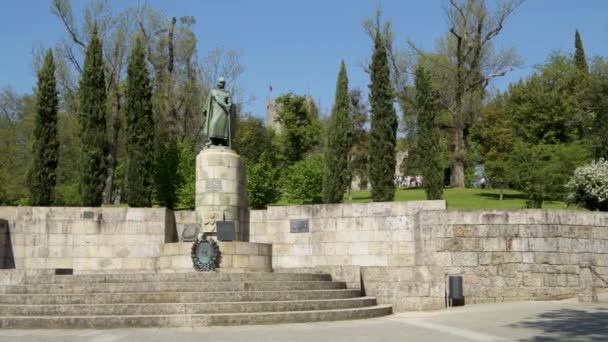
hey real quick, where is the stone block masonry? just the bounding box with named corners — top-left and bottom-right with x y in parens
top-left (249, 201), bottom-right (446, 269)
top-left (361, 266), bottom-right (446, 311)
top-left (196, 148), bottom-right (248, 241)
top-left (249, 205), bottom-right (608, 311)
top-left (415, 210), bottom-right (608, 304)
top-left (158, 241), bottom-right (272, 273)
top-left (0, 207), bottom-right (175, 273)
top-left (2, 202), bottom-right (608, 312)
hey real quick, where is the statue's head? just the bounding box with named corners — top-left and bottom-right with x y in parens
top-left (217, 77), bottom-right (226, 89)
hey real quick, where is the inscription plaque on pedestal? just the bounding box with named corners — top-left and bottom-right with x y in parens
top-left (217, 221), bottom-right (236, 241)
top-left (205, 179), bottom-right (222, 192)
top-left (290, 219), bottom-right (309, 233)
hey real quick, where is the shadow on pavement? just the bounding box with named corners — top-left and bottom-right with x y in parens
top-left (510, 308), bottom-right (608, 341)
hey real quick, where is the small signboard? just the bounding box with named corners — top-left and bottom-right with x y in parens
top-left (217, 221), bottom-right (236, 241)
top-left (290, 219), bottom-right (309, 233)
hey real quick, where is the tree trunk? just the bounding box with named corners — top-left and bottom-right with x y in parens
top-left (449, 128), bottom-right (466, 188)
top-left (450, 160), bottom-right (465, 188)
top-left (102, 90), bottom-right (121, 205)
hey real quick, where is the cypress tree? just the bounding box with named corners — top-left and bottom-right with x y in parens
top-left (574, 30), bottom-right (588, 73)
top-left (322, 60), bottom-right (351, 203)
top-left (29, 49), bottom-right (59, 206)
top-left (413, 66), bottom-right (444, 200)
top-left (125, 36), bottom-right (155, 207)
top-left (153, 140), bottom-right (180, 209)
top-left (78, 25), bottom-right (108, 206)
top-left (368, 32), bottom-right (397, 202)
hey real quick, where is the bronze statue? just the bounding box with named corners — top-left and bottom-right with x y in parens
top-left (203, 77), bottom-right (234, 148)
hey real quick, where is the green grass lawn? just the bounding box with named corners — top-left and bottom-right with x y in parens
top-left (339, 188), bottom-right (578, 210)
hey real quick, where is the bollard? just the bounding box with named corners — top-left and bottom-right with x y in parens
top-left (449, 275), bottom-right (465, 306)
top-left (578, 266), bottom-right (599, 303)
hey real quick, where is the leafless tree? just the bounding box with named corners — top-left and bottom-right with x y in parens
top-left (202, 47), bottom-right (246, 104)
top-left (408, 0), bottom-right (523, 187)
top-left (51, 0), bottom-right (136, 204)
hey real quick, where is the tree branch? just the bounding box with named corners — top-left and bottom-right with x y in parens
top-left (482, 0), bottom-right (524, 46)
top-left (51, 0), bottom-right (86, 49)
top-left (62, 45), bottom-right (83, 74)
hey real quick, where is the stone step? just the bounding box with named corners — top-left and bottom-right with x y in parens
top-left (0, 289), bottom-right (362, 305)
top-left (0, 305), bottom-right (393, 328)
top-left (0, 297), bottom-right (377, 316)
top-left (22, 272), bottom-right (331, 284)
top-left (5, 281), bottom-right (347, 295)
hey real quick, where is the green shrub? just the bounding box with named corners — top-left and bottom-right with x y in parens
top-left (247, 159), bottom-right (282, 209)
top-left (175, 141), bottom-right (196, 210)
top-left (153, 140), bottom-right (179, 209)
top-left (283, 154), bottom-right (324, 205)
top-left (508, 142), bottom-right (589, 208)
top-left (54, 182), bottom-right (80, 206)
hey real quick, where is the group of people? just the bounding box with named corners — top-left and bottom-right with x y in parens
top-left (395, 175), bottom-right (424, 188)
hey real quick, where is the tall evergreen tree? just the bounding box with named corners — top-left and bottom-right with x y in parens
top-left (274, 94), bottom-right (321, 166)
top-left (574, 30), bottom-right (589, 73)
top-left (347, 88), bottom-right (369, 193)
top-left (78, 25), bottom-right (108, 206)
top-left (589, 58), bottom-right (608, 160)
top-left (153, 139), bottom-right (180, 209)
top-left (412, 66), bottom-right (444, 200)
top-left (322, 61), bottom-right (351, 203)
top-left (125, 36), bottom-right (155, 207)
top-left (28, 49), bottom-right (59, 206)
top-left (368, 32), bottom-right (397, 202)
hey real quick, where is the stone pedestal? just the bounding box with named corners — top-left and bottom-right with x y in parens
top-left (158, 242), bottom-right (272, 273)
top-left (196, 147), bottom-right (248, 241)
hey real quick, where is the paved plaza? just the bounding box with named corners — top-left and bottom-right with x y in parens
top-left (1, 291), bottom-right (606, 342)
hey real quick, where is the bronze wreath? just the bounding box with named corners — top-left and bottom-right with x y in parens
top-left (191, 237), bottom-right (221, 271)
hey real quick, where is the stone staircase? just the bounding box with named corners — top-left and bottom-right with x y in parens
top-left (0, 272), bottom-right (391, 328)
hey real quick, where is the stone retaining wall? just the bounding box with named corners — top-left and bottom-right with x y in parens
top-left (251, 205), bottom-right (608, 311)
top-left (0, 207), bottom-right (176, 273)
top-left (361, 266), bottom-right (446, 311)
top-left (415, 210), bottom-right (608, 304)
top-left (249, 201), bottom-right (446, 269)
top-left (2, 203), bottom-right (608, 311)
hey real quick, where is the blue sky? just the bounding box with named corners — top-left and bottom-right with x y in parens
top-left (1, 0), bottom-right (607, 118)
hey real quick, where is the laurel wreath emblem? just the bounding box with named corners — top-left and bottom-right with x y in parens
top-left (191, 237), bottom-right (221, 271)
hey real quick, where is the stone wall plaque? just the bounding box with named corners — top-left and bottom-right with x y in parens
top-left (205, 179), bottom-right (222, 193)
top-left (181, 223), bottom-right (200, 242)
top-left (217, 221), bottom-right (236, 241)
top-left (82, 211), bottom-right (95, 219)
top-left (290, 219), bottom-right (309, 233)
